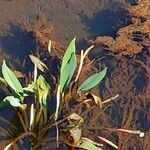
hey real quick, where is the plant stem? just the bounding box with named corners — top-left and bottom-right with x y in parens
top-left (22, 109), bottom-right (29, 129)
top-left (17, 112), bottom-right (28, 133)
top-left (4, 132), bottom-right (36, 150)
top-left (35, 107), bottom-right (42, 124)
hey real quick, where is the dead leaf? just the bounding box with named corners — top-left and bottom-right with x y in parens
top-left (90, 93), bottom-right (102, 108)
top-left (29, 54), bottom-right (48, 72)
top-left (70, 127), bottom-right (82, 144)
top-left (14, 71), bottom-right (25, 78)
top-left (0, 77), bottom-right (7, 85)
top-left (68, 113), bottom-right (84, 126)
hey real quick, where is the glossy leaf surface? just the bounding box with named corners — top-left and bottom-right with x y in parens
top-left (78, 67), bottom-right (107, 91)
top-left (2, 61), bottom-right (23, 94)
top-left (60, 52), bottom-right (77, 93)
top-left (60, 38), bottom-right (76, 74)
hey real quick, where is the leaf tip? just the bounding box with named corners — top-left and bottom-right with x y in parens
top-left (73, 37), bottom-right (76, 41)
top-left (2, 60), bottom-right (6, 65)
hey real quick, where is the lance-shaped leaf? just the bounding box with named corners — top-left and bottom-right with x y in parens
top-left (60, 38), bottom-right (77, 93)
top-left (60, 38), bottom-right (76, 74)
top-left (60, 52), bottom-right (77, 93)
top-left (2, 61), bottom-right (23, 94)
top-left (78, 67), bottom-right (107, 92)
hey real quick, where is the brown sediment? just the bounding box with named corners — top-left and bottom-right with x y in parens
top-left (128, 0), bottom-right (150, 19)
top-left (90, 20), bottom-right (150, 57)
top-left (86, 1), bottom-right (150, 149)
top-left (0, 0), bottom-right (150, 149)
top-left (90, 0), bottom-right (150, 57)
top-left (24, 12), bottom-right (99, 87)
top-left (25, 13), bottom-right (65, 59)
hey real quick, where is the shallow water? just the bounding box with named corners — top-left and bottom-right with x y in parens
top-left (0, 0), bottom-right (150, 149)
top-left (0, 0), bottom-right (128, 59)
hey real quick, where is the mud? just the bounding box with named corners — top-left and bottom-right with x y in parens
top-left (0, 0), bottom-right (150, 150)
top-left (0, 0), bottom-right (109, 59)
top-left (0, 0), bottom-right (132, 60)
top-left (87, 1), bottom-right (150, 149)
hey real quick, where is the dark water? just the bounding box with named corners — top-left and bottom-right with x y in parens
top-left (0, 24), bottom-right (36, 59)
top-left (0, 0), bottom-right (149, 149)
top-left (0, 0), bottom-right (130, 59)
top-left (80, 3), bottom-right (131, 38)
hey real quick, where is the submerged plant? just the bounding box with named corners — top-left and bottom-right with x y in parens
top-left (0, 38), bottom-right (144, 150)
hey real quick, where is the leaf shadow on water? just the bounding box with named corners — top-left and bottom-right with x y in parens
top-left (80, 2), bottom-right (132, 38)
top-left (0, 24), bottom-right (37, 148)
top-left (0, 23), bottom-right (36, 60)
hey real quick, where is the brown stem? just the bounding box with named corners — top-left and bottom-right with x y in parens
top-left (22, 109), bottom-right (29, 129)
top-left (17, 112), bottom-right (28, 133)
top-left (5, 132), bottom-right (36, 150)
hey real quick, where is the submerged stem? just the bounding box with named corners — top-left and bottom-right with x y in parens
top-left (17, 112), bottom-right (28, 133)
top-left (4, 132), bottom-right (36, 150)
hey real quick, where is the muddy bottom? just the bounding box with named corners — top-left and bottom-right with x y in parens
top-left (0, 0), bottom-right (150, 150)
top-left (0, 0), bottom-right (130, 59)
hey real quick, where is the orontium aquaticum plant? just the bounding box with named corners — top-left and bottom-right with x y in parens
top-left (0, 38), bottom-right (144, 150)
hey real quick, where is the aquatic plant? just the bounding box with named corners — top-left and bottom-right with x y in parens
top-left (0, 38), bottom-right (144, 150)
top-left (0, 38), bottom-right (106, 149)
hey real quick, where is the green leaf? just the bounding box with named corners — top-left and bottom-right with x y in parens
top-left (23, 82), bottom-right (36, 93)
top-left (36, 75), bottom-right (50, 107)
top-left (60, 52), bottom-right (77, 93)
top-left (25, 75), bottom-right (50, 108)
top-left (79, 138), bottom-right (102, 150)
top-left (3, 96), bottom-right (21, 107)
top-left (60, 38), bottom-right (77, 93)
top-left (2, 61), bottom-right (23, 94)
top-left (78, 67), bottom-right (107, 91)
top-left (60, 38), bottom-right (76, 74)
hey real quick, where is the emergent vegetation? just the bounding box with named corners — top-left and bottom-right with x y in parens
top-left (0, 38), bottom-right (144, 150)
